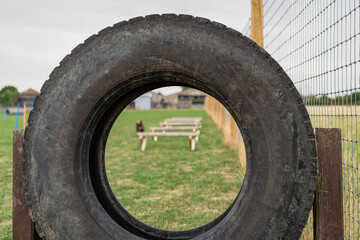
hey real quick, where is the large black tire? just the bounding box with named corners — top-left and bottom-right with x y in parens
top-left (23, 14), bottom-right (317, 240)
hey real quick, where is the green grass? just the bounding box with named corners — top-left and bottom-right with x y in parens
top-left (105, 109), bottom-right (243, 231)
top-left (2, 106), bottom-right (359, 238)
top-left (0, 109), bottom-right (243, 237)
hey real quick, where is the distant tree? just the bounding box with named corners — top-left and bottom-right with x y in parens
top-left (304, 92), bottom-right (360, 105)
top-left (0, 86), bottom-right (18, 107)
top-left (335, 92), bottom-right (360, 105)
top-left (303, 94), bottom-right (336, 105)
top-left (351, 92), bottom-right (360, 104)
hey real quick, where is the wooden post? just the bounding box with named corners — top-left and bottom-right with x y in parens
top-left (220, 105), bottom-right (226, 130)
top-left (211, 97), bottom-right (215, 119)
top-left (151, 128), bottom-right (158, 141)
top-left (190, 137), bottom-right (196, 151)
top-left (141, 137), bottom-right (147, 151)
top-left (229, 116), bottom-right (236, 144)
top-left (216, 101), bottom-right (221, 125)
top-left (251, 0), bottom-right (264, 47)
top-left (314, 128), bottom-right (344, 240)
top-left (13, 130), bottom-right (40, 240)
top-left (212, 97), bottom-right (216, 120)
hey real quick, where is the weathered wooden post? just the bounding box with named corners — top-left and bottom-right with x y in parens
top-left (251, 0), bottom-right (264, 47)
top-left (13, 130), bottom-right (40, 240)
top-left (314, 128), bottom-right (344, 239)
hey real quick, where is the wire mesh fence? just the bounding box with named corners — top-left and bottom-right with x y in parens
top-left (243, 0), bottom-right (360, 239)
top-left (241, 18), bottom-right (251, 37)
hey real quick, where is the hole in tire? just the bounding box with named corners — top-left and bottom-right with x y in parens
top-left (104, 86), bottom-right (246, 231)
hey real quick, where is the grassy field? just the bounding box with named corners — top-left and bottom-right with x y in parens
top-left (105, 109), bottom-right (243, 230)
top-left (3, 105), bottom-right (357, 238)
top-left (0, 109), bottom-right (243, 238)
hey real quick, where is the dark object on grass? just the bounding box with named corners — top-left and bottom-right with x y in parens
top-left (136, 120), bottom-right (144, 132)
top-left (22, 14), bottom-right (316, 240)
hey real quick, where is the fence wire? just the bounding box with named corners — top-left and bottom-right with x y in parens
top-left (245, 0), bottom-right (360, 239)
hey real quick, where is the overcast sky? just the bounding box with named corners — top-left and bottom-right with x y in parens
top-left (0, 0), bottom-right (251, 95)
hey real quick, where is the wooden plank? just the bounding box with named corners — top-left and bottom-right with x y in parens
top-left (229, 115), bottom-right (237, 144)
top-left (138, 134), bottom-right (197, 151)
top-left (251, 0), bottom-right (264, 47)
top-left (150, 126), bottom-right (200, 131)
top-left (160, 122), bottom-right (201, 127)
top-left (169, 117), bottom-right (202, 122)
top-left (220, 105), bottom-right (226, 129)
top-left (164, 120), bottom-right (201, 124)
top-left (165, 119), bottom-right (200, 121)
top-left (314, 128), bottom-right (343, 240)
top-left (13, 130), bottom-right (35, 240)
top-left (168, 117), bottom-right (202, 120)
top-left (190, 137), bottom-right (195, 151)
top-left (141, 137), bottom-right (147, 151)
top-left (138, 132), bottom-right (198, 137)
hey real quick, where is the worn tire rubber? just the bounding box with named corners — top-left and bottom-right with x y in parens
top-left (23, 14), bottom-right (317, 240)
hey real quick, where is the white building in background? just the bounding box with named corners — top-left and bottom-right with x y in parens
top-left (134, 92), bottom-right (152, 110)
top-left (128, 88), bottom-right (206, 110)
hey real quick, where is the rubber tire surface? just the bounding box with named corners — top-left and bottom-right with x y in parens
top-left (23, 14), bottom-right (317, 240)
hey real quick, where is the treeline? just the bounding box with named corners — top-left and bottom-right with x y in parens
top-left (0, 86), bottom-right (18, 107)
top-left (303, 92), bottom-right (360, 105)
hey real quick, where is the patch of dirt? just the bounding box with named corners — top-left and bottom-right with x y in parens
top-left (207, 148), bottom-right (227, 153)
top-left (211, 191), bottom-right (238, 201)
top-left (146, 195), bottom-right (163, 201)
top-left (182, 165), bottom-right (193, 172)
top-left (0, 219), bottom-right (11, 227)
top-left (0, 156), bottom-right (8, 163)
top-left (168, 222), bottom-right (187, 229)
top-left (142, 186), bottom-right (187, 202)
top-left (105, 147), bottom-right (131, 159)
top-left (192, 205), bottom-right (211, 212)
top-left (116, 178), bottom-right (145, 187)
